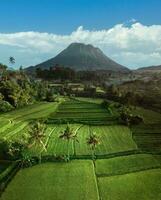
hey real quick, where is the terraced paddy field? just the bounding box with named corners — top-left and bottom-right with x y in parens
top-left (26, 124), bottom-right (137, 157)
top-left (48, 99), bottom-right (119, 125)
top-left (98, 169), bottom-right (161, 200)
top-left (1, 161), bottom-right (99, 200)
top-left (0, 102), bottom-right (60, 141)
top-left (1, 97), bottom-right (161, 199)
top-left (23, 123), bottom-right (137, 159)
top-left (131, 124), bottom-right (161, 153)
top-left (131, 107), bottom-right (161, 124)
top-left (73, 97), bottom-right (104, 104)
top-left (95, 154), bottom-right (161, 176)
top-left (1, 158), bottom-right (161, 200)
top-left (1, 101), bottom-right (60, 121)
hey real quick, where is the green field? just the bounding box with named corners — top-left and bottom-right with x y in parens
top-left (0, 102), bottom-right (60, 141)
top-left (98, 169), bottom-right (161, 200)
top-left (131, 124), bottom-right (161, 153)
top-left (1, 161), bottom-right (99, 200)
top-left (28, 123), bottom-right (137, 157)
top-left (131, 106), bottom-right (161, 124)
top-left (74, 97), bottom-right (104, 104)
top-left (1, 102), bottom-right (59, 121)
top-left (48, 99), bottom-right (118, 125)
top-left (74, 125), bottom-right (137, 156)
top-left (1, 97), bottom-right (161, 199)
top-left (1, 159), bottom-right (161, 200)
top-left (95, 154), bottom-right (161, 176)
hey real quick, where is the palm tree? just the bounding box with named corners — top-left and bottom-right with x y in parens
top-left (87, 132), bottom-right (100, 161)
top-left (59, 124), bottom-right (78, 161)
top-left (0, 63), bottom-right (8, 80)
top-left (28, 121), bottom-right (47, 163)
top-left (9, 56), bottom-right (15, 65)
top-left (0, 63), bottom-right (7, 73)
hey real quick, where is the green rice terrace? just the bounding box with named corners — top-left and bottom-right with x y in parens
top-left (0, 97), bottom-right (161, 200)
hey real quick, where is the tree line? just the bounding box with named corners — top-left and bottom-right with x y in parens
top-left (36, 65), bottom-right (106, 82)
top-left (0, 63), bottom-right (55, 113)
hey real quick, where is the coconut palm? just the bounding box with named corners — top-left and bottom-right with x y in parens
top-left (0, 63), bottom-right (8, 80)
top-left (28, 121), bottom-right (47, 163)
top-left (0, 63), bottom-right (7, 73)
top-left (87, 132), bottom-right (100, 161)
top-left (59, 124), bottom-right (78, 161)
top-left (9, 56), bottom-right (15, 65)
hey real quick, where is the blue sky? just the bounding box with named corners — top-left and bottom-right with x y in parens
top-left (1, 0), bottom-right (161, 33)
top-left (0, 0), bottom-right (161, 69)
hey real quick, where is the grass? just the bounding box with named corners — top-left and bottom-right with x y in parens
top-left (48, 99), bottom-right (118, 125)
top-left (2, 102), bottom-right (60, 121)
top-left (0, 101), bottom-right (60, 141)
top-left (98, 168), bottom-right (161, 200)
top-left (0, 161), bottom-right (11, 174)
top-left (0, 162), bottom-right (17, 182)
top-left (90, 125), bottom-right (137, 155)
top-left (131, 124), bottom-right (161, 134)
top-left (74, 97), bottom-right (104, 104)
top-left (1, 97), bottom-right (161, 199)
top-left (131, 124), bottom-right (161, 153)
top-left (75, 125), bottom-right (91, 156)
top-left (45, 124), bottom-right (74, 156)
top-left (0, 118), bottom-right (12, 133)
top-left (131, 106), bottom-right (161, 124)
top-left (37, 124), bottom-right (137, 157)
top-left (0, 121), bottom-right (28, 140)
top-left (133, 133), bottom-right (161, 153)
top-left (1, 161), bottom-right (99, 200)
top-left (95, 154), bottom-right (161, 176)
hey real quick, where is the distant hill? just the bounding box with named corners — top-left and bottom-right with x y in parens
top-left (138, 65), bottom-right (161, 71)
top-left (27, 43), bottom-right (129, 72)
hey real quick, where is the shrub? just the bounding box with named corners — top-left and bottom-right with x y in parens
top-left (0, 162), bottom-right (17, 183)
top-left (101, 100), bottom-right (110, 109)
top-left (45, 91), bottom-right (55, 102)
top-left (0, 100), bottom-right (14, 112)
top-left (129, 115), bottom-right (144, 125)
top-left (120, 112), bottom-right (143, 126)
top-left (0, 140), bottom-right (11, 160)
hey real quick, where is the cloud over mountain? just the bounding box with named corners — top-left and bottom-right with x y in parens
top-left (1, 22), bottom-right (161, 69)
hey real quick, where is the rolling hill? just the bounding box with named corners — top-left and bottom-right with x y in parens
top-left (138, 65), bottom-right (161, 71)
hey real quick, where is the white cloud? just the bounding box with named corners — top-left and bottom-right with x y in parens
top-left (1, 22), bottom-right (161, 69)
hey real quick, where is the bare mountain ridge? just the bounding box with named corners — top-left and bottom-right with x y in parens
top-left (29, 43), bottom-right (129, 72)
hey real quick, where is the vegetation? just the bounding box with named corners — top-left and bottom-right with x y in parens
top-left (95, 154), bottom-right (161, 176)
top-left (98, 169), bottom-right (161, 200)
top-left (47, 99), bottom-right (118, 125)
top-left (0, 38), bottom-right (161, 200)
top-left (1, 161), bottom-right (99, 200)
top-left (59, 124), bottom-right (78, 160)
top-left (0, 90), bottom-right (161, 200)
top-left (0, 63), bottom-right (58, 114)
top-left (87, 132), bottom-right (100, 160)
top-left (105, 79), bottom-right (161, 113)
top-left (28, 121), bottom-right (47, 163)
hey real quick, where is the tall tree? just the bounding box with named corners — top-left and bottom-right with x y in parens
top-left (9, 56), bottom-right (15, 65)
top-left (87, 132), bottom-right (100, 162)
top-left (0, 63), bottom-right (8, 80)
top-left (59, 124), bottom-right (78, 161)
top-left (28, 121), bottom-right (47, 163)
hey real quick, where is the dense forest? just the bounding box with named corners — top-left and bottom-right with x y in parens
top-left (0, 63), bottom-right (55, 113)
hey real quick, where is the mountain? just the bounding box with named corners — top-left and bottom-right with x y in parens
top-left (28, 43), bottom-right (129, 72)
top-left (138, 65), bottom-right (161, 71)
